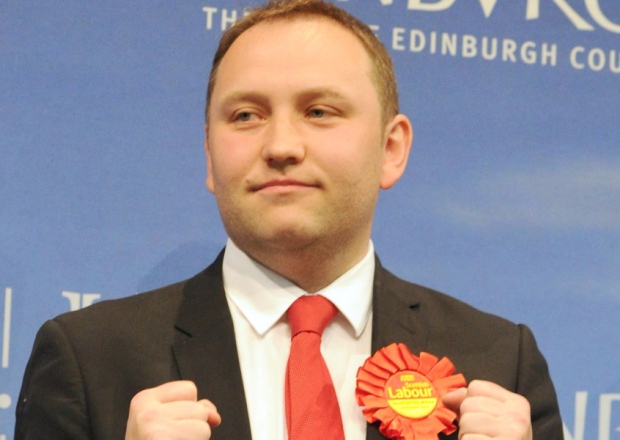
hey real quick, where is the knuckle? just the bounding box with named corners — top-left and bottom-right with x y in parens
top-left (458, 397), bottom-right (476, 413)
top-left (466, 379), bottom-right (487, 396)
top-left (129, 390), bottom-right (151, 411)
top-left (178, 380), bottom-right (198, 397)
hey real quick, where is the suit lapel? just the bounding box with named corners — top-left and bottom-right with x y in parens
top-left (366, 258), bottom-right (429, 440)
top-left (169, 253), bottom-right (430, 440)
top-left (370, 257), bottom-right (428, 356)
top-left (172, 251), bottom-right (253, 440)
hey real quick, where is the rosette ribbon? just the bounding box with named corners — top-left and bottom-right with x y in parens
top-left (355, 343), bottom-right (466, 440)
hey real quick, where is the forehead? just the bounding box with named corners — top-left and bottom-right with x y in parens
top-left (211, 17), bottom-right (375, 99)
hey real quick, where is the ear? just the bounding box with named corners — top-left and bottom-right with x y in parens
top-left (380, 114), bottom-right (413, 190)
top-left (204, 128), bottom-right (216, 194)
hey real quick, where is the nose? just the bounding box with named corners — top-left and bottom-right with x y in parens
top-left (261, 114), bottom-right (305, 168)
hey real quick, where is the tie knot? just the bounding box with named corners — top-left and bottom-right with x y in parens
top-left (287, 295), bottom-right (338, 337)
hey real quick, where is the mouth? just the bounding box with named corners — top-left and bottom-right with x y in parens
top-left (250, 178), bottom-right (320, 193)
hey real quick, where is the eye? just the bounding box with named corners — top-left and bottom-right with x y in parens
top-left (308, 108), bottom-right (326, 118)
top-left (234, 111), bottom-right (255, 122)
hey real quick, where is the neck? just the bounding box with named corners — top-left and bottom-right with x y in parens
top-left (240, 237), bottom-right (371, 293)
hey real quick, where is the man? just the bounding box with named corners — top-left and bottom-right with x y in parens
top-left (15, 1), bottom-right (563, 439)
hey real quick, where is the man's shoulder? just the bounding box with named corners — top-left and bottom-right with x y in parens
top-left (378, 265), bottom-right (518, 332)
top-left (38, 279), bottom-right (192, 358)
top-left (53, 278), bottom-right (188, 328)
top-left (51, 253), bottom-right (225, 332)
top-left (376, 266), bottom-right (542, 390)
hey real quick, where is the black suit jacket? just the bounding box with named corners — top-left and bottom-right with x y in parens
top-left (15, 253), bottom-right (563, 439)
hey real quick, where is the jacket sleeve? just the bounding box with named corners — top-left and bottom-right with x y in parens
top-left (14, 319), bottom-right (93, 440)
top-left (516, 324), bottom-right (564, 439)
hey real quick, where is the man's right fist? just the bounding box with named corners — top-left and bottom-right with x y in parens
top-left (125, 380), bottom-right (221, 440)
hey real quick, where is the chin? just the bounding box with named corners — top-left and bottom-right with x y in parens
top-left (252, 225), bottom-right (323, 250)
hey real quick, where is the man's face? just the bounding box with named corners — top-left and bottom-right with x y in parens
top-left (206, 17), bottom-right (399, 257)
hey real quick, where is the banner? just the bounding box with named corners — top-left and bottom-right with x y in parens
top-left (1, 1), bottom-right (619, 438)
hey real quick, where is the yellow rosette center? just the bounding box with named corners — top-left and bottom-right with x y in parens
top-left (385, 370), bottom-right (438, 419)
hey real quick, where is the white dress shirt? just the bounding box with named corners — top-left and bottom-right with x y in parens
top-left (222, 238), bottom-right (374, 440)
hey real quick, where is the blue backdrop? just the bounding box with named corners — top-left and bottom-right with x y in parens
top-left (1, 1), bottom-right (619, 439)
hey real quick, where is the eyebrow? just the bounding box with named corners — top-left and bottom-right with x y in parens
top-left (218, 91), bottom-right (269, 109)
top-left (297, 88), bottom-right (349, 102)
top-left (218, 87), bottom-right (350, 109)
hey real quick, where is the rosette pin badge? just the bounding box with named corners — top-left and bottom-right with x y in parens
top-left (355, 343), bottom-right (466, 440)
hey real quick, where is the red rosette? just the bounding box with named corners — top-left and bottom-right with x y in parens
top-left (355, 343), bottom-right (466, 440)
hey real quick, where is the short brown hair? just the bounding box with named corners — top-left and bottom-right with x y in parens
top-left (205, 0), bottom-right (399, 125)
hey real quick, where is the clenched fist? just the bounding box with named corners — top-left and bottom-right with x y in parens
top-left (443, 380), bottom-right (532, 440)
top-left (125, 381), bottom-right (221, 440)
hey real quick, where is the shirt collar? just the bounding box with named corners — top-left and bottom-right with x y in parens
top-left (222, 238), bottom-right (375, 337)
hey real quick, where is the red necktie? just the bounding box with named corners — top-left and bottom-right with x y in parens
top-left (285, 295), bottom-right (345, 440)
